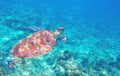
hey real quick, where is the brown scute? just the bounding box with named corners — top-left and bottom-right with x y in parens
top-left (20, 46), bottom-right (28, 57)
top-left (21, 38), bottom-right (27, 45)
top-left (11, 44), bottom-right (20, 56)
top-left (40, 31), bottom-right (51, 45)
top-left (40, 38), bottom-right (47, 45)
top-left (12, 43), bottom-right (28, 57)
top-left (36, 38), bottom-right (41, 48)
top-left (45, 32), bottom-right (51, 42)
top-left (28, 41), bottom-right (37, 54)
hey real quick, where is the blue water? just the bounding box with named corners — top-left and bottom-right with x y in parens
top-left (0, 0), bottom-right (120, 76)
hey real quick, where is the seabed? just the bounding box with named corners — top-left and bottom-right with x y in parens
top-left (0, 0), bottom-right (120, 76)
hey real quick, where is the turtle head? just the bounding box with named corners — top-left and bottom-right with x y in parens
top-left (54, 27), bottom-right (66, 41)
top-left (7, 56), bottom-right (21, 67)
top-left (54, 27), bottom-right (64, 36)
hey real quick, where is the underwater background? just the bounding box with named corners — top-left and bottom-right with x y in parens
top-left (0, 0), bottom-right (120, 76)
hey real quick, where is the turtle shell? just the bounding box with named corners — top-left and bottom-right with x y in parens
top-left (11, 30), bottom-right (56, 58)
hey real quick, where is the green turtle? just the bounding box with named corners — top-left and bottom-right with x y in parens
top-left (8, 27), bottom-right (66, 67)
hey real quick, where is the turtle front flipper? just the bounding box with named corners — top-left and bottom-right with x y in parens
top-left (7, 56), bottom-right (22, 67)
top-left (57, 35), bottom-right (66, 41)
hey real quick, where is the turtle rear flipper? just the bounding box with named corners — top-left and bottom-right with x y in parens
top-left (7, 56), bottom-right (22, 67)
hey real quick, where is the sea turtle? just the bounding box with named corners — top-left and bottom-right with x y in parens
top-left (7, 27), bottom-right (66, 67)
